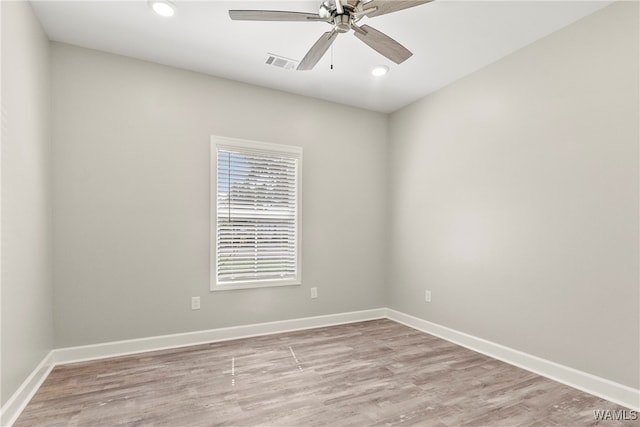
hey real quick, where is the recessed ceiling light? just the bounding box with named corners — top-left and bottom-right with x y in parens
top-left (149, 0), bottom-right (176, 17)
top-left (371, 65), bottom-right (389, 77)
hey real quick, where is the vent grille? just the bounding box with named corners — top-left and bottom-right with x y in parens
top-left (265, 53), bottom-right (298, 70)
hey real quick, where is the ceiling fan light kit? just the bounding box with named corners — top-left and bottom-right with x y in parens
top-left (229, 0), bottom-right (433, 71)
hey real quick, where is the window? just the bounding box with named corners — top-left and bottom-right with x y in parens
top-left (211, 136), bottom-right (302, 290)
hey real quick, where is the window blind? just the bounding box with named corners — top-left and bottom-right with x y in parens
top-left (215, 142), bottom-right (300, 285)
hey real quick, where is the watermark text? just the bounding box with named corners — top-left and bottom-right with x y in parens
top-left (593, 409), bottom-right (638, 421)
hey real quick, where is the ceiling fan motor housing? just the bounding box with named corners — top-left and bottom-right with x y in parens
top-left (334, 14), bottom-right (351, 33)
top-left (320, 0), bottom-right (357, 33)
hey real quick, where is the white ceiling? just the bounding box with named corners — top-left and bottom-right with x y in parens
top-left (31, 1), bottom-right (611, 113)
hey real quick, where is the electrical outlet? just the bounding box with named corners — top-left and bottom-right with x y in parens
top-left (191, 296), bottom-right (201, 310)
top-left (425, 290), bottom-right (431, 303)
top-left (310, 287), bottom-right (318, 299)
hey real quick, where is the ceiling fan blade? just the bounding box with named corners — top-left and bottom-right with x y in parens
top-left (353, 24), bottom-right (412, 64)
top-left (297, 31), bottom-right (339, 71)
top-left (360, 0), bottom-right (432, 18)
top-left (229, 10), bottom-right (327, 22)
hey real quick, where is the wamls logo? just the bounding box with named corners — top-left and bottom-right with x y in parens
top-left (593, 409), bottom-right (638, 421)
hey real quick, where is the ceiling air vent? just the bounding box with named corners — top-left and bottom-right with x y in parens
top-left (264, 53), bottom-right (298, 70)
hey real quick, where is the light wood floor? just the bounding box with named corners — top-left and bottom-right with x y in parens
top-left (15, 319), bottom-right (633, 426)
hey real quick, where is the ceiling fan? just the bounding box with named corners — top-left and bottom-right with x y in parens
top-left (229, 0), bottom-right (433, 71)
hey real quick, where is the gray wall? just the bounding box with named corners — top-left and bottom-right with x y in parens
top-left (387, 1), bottom-right (639, 389)
top-left (3, 0), bottom-right (636, 405)
top-left (1, 1), bottom-right (53, 406)
top-left (51, 43), bottom-right (388, 347)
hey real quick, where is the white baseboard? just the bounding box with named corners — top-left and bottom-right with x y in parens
top-left (0, 351), bottom-right (55, 427)
top-left (3, 307), bottom-right (638, 427)
top-left (385, 308), bottom-right (640, 412)
top-left (52, 308), bottom-right (387, 365)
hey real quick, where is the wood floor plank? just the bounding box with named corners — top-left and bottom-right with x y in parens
top-left (14, 320), bottom-right (634, 426)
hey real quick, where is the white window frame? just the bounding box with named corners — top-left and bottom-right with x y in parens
top-left (210, 136), bottom-right (302, 291)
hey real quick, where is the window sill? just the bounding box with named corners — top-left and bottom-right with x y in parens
top-left (211, 280), bottom-right (301, 292)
